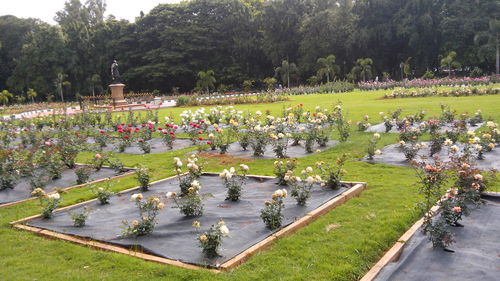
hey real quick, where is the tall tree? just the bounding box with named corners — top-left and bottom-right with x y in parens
top-left (317, 55), bottom-right (340, 83)
top-left (475, 19), bottom-right (500, 75)
top-left (196, 70), bottom-right (216, 93)
top-left (350, 58), bottom-right (373, 82)
top-left (275, 60), bottom-right (298, 88)
top-left (440, 51), bottom-right (461, 77)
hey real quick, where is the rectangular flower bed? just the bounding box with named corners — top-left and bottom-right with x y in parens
top-left (11, 173), bottom-right (366, 272)
top-left (87, 137), bottom-right (194, 154)
top-left (360, 193), bottom-right (500, 281)
top-left (0, 165), bottom-right (136, 208)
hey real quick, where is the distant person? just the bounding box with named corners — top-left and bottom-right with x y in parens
top-left (375, 76), bottom-right (379, 82)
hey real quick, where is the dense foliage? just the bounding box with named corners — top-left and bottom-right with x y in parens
top-left (0, 0), bottom-right (498, 101)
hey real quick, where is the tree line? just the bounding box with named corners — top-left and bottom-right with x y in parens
top-left (0, 0), bottom-right (498, 102)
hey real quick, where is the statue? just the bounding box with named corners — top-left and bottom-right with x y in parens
top-left (111, 60), bottom-right (121, 83)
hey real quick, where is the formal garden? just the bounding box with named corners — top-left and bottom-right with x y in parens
top-left (0, 82), bottom-right (498, 280)
top-left (1, 0), bottom-right (500, 280)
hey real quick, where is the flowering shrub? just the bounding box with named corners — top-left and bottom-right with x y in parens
top-left (135, 166), bottom-right (151, 191)
top-left (122, 194), bottom-right (165, 237)
top-left (274, 159), bottom-right (297, 185)
top-left (383, 86), bottom-right (499, 99)
top-left (173, 155), bottom-right (203, 196)
top-left (398, 141), bottom-right (424, 161)
top-left (362, 76), bottom-right (493, 91)
top-left (331, 103), bottom-right (350, 142)
top-left (69, 206), bottom-right (91, 227)
top-left (160, 123), bottom-right (178, 149)
top-left (316, 153), bottom-right (349, 189)
top-left (91, 153), bottom-right (105, 171)
top-left (212, 126), bottom-right (234, 154)
top-left (137, 138), bottom-right (151, 154)
top-left (95, 129), bottom-right (109, 148)
top-left (0, 151), bottom-right (20, 190)
top-left (287, 167), bottom-right (322, 205)
top-left (168, 180), bottom-right (204, 216)
top-left (31, 188), bottom-right (61, 219)
top-left (269, 132), bottom-right (290, 158)
top-left (248, 123), bottom-right (269, 156)
top-left (219, 164), bottom-right (249, 201)
top-left (367, 133), bottom-right (381, 160)
top-left (357, 115), bottom-right (371, 131)
top-left (260, 189), bottom-right (287, 230)
top-left (429, 134), bottom-right (446, 157)
top-left (197, 220), bottom-right (230, 257)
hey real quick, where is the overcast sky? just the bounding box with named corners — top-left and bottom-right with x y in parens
top-left (1, 0), bottom-right (181, 24)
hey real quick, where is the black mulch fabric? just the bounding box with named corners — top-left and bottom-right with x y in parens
top-left (27, 174), bottom-right (352, 268)
top-left (0, 166), bottom-right (127, 206)
top-left (87, 138), bottom-right (194, 154)
top-left (362, 142), bottom-right (500, 171)
top-left (375, 195), bottom-right (500, 281)
top-left (366, 122), bottom-right (483, 134)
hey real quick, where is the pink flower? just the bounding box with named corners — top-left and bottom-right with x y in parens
top-left (452, 206), bottom-right (462, 213)
top-left (44, 141), bottom-right (52, 146)
top-left (95, 154), bottom-right (102, 159)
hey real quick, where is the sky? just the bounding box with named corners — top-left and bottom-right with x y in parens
top-left (1, 0), bottom-right (181, 24)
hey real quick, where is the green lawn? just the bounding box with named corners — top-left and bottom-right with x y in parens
top-left (1, 87), bottom-right (499, 280)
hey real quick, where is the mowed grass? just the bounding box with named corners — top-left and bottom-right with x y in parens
top-left (1, 87), bottom-right (499, 281)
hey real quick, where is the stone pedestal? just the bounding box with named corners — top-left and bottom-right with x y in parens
top-left (109, 83), bottom-right (128, 106)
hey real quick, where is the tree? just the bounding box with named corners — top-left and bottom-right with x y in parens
top-left (475, 19), bottom-right (500, 75)
top-left (350, 58), bottom-right (373, 82)
top-left (317, 55), bottom-right (340, 83)
top-left (402, 57), bottom-right (412, 79)
top-left (242, 80), bottom-right (254, 91)
top-left (0, 90), bottom-right (13, 105)
top-left (275, 60), bottom-right (298, 88)
top-left (26, 88), bottom-right (37, 103)
top-left (440, 51), bottom-right (461, 77)
top-left (196, 70), bottom-right (216, 93)
top-left (263, 77), bottom-right (277, 91)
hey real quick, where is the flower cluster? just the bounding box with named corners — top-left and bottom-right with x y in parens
top-left (168, 180), bottom-right (204, 216)
top-left (260, 189), bottom-right (287, 230)
top-left (367, 133), bottom-right (381, 160)
top-left (274, 159), bottom-right (297, 185)
top-left (219, 164), bottom-right (249, 201)
top-left (122, 194), bottom-right (165, 237)
top-left (173, 155), bottom-right (203, 196)
top-left (197, 220), bottom-right (230, 256)
top-left (31, 188), bottom-right (62, 219)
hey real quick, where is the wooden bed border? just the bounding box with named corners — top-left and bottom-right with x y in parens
top-left (0, 164), bottom-right (137, 209)
top-left (11, 173), bottom-right (367, 273)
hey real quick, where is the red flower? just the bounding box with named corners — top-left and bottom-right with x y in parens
top-left (198, 130), bottom-right (202, 134)
top-left (124, 135), bottom-right (130, 140)
top-left (118, 129), bottom-right (124, 133)
top-left (162, 131), bottom-right (167, 134)
top-left (117, 125), bottom-right (123, 130)
top-left (158, 127), bottom-right (163, 131)
top-left (172, 135), bottom-right (176, 139)
top-left (206, 141), bottom-right (212, 145)
top-left (134, 128), bottom-right (140, 133)
top-left (141, 123), bottom-right (146, 127)
top-left (138, 138), bottom-right (144, 143)
top-left (128, 124), bottom-right (132, 127)
top-left (100, 130), bottom-right (105, 134)
top-left (198, 137), bottom-right (204, 141)
top-left (169, 131), bottom-right (175, 134)
top-left (200, 120), bottom-right (205, 123)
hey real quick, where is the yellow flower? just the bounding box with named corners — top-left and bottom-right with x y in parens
top-left (199, 235), bottom-right (208, 242)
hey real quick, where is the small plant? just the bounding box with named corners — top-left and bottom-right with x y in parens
top-left (91, 153), bottom-right (105, 171)
top-left (122, 194), bottom-right (165, 237)
top-left (117, 135), bottom-right (132, 152)
top-left (270, 133), bottom-right (289, 158)
top-left (439, 104), bottom-right (455, 123)
top-left (249, 124), bottom-right (269, 156)
top-left (168, 180), bottom-right (204, 216)
top-left (238, 131), bottom-right (251, 150)
top-left (367, 133), bottom-right (381, 160)
top-left (91, 184), bottom-right (114, 204)
top-left (31, 188), bottom-right (61, 219)
top-left (69, 206), bottom-right (91, 227)
top-left (286, 167), bottom-right (322, 205)
top-left (357, 115), bottom-right (371, 131)
top-left (260, 189), bottom-right (287, 230)
top-left (75, 166), bottom-right (92, 185)
top-left (429, 133), bottom-right (445, 157)
top-left (332, 103), bottom-right (350, 142)
top-left (136, 166), bottom-right (151, 191)
top-left (0, 153), bottom-right (20, 190)
top-left (274, 159), bottom-right (297, 185)
top-left (95, 130), bottom-right (109, 148)
top-left (219, 164), bottom-right (249, 201)
top-left (197, 220), bottom-right (230, 257)
top-left (137, 138), bottom-right (151, 154)
top-left (316, 153), bottom-right (349, 189)
top-left (173, 155), bottom-right (203, 196)
top-left (399, 141), bottom-right (424, 161)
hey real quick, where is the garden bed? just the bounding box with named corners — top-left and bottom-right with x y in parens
top-left (363, 142), bottom-right (500, 171)
top-left (204, 140), bottom-right (339, 159)
top-left (361, 193), bottom-right (500, 281)
top-left (12, 173), bottom-right (366, 271)
top-left (365, 122), bottom-right (483, 134)
top-left (88, 138), bottom-right (194, 154)
top-left (0, 165), bottom-right (135, 208)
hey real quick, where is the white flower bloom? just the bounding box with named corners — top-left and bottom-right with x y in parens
top-left (48, 193), bottom-right (60, 200)
top-left (220, 225), bottom-right (230, 236)
top-left (373, 133), bottom-right (381, 139)
top-left (306, 176), bottom-right (314, 184)
top-left (374, 149), bottom-right (382, 156)
top-left (166, 192), bottom-right (176, 198)
top-left (450, 145), bottom-right (459, 152)
top-left (191, 180), bottom-right (200, 189)
top-left (131, 193), bottom-right (143, 201)
top-left (444, 139), bottom-right (453, 146)
top-left (305, 167), bottom-right (313, 173)
top-left (239, 164), bottom-right (249, 172)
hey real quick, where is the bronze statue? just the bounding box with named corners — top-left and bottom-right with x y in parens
top-left (111, 60), bottom-right (121, 83)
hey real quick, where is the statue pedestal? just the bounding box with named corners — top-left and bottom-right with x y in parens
top-left (109, 83), bottom-right (128, 106)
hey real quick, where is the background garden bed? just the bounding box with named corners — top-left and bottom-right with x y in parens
top-left (0, 165), bottom-right (134, 207)
top-left (15, 173), bottom-right (365, 270)
top-left (87, 138), bottom-right (194, 154)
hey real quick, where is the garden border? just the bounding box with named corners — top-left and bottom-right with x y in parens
top-left (0, 164), bottom-right (137, 209)
top-left (10, 173), bottom-right (367, 273)
top-left (359, 191), bottom-right (500, 281)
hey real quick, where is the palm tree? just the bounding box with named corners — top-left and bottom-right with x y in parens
top-left (55, 73), bottom-right (67, 102)
top-left (196, 70), bottom-right (216, 94)
top-left (474, 19), bottom-right (500, 75)
top-left (275, 60), bottom-right (298, 88)
top-left (0, 90), bottom-right (13, 105)
top-left (440, 51), bottom-right (461, 77)
top-left (351, 58), bottom-right (373, 82)
top-left (26, 88), bottom-right (37, 103)
top-left (317, 55), bottom-right (340, 83)
top-left (402, 57), bottom-right (412, 79)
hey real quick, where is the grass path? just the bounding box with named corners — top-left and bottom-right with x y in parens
top-left (1, 88), bottom-right (499, 280)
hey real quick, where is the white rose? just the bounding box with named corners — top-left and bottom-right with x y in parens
top-left (48, 193), bottom-right (60, 200)
top-left (305, 167), bottom-right (313, 173)
top-left (220, 225), bottom-right (230, 236)
top-left (306, 176), bottom-right (314, 184)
